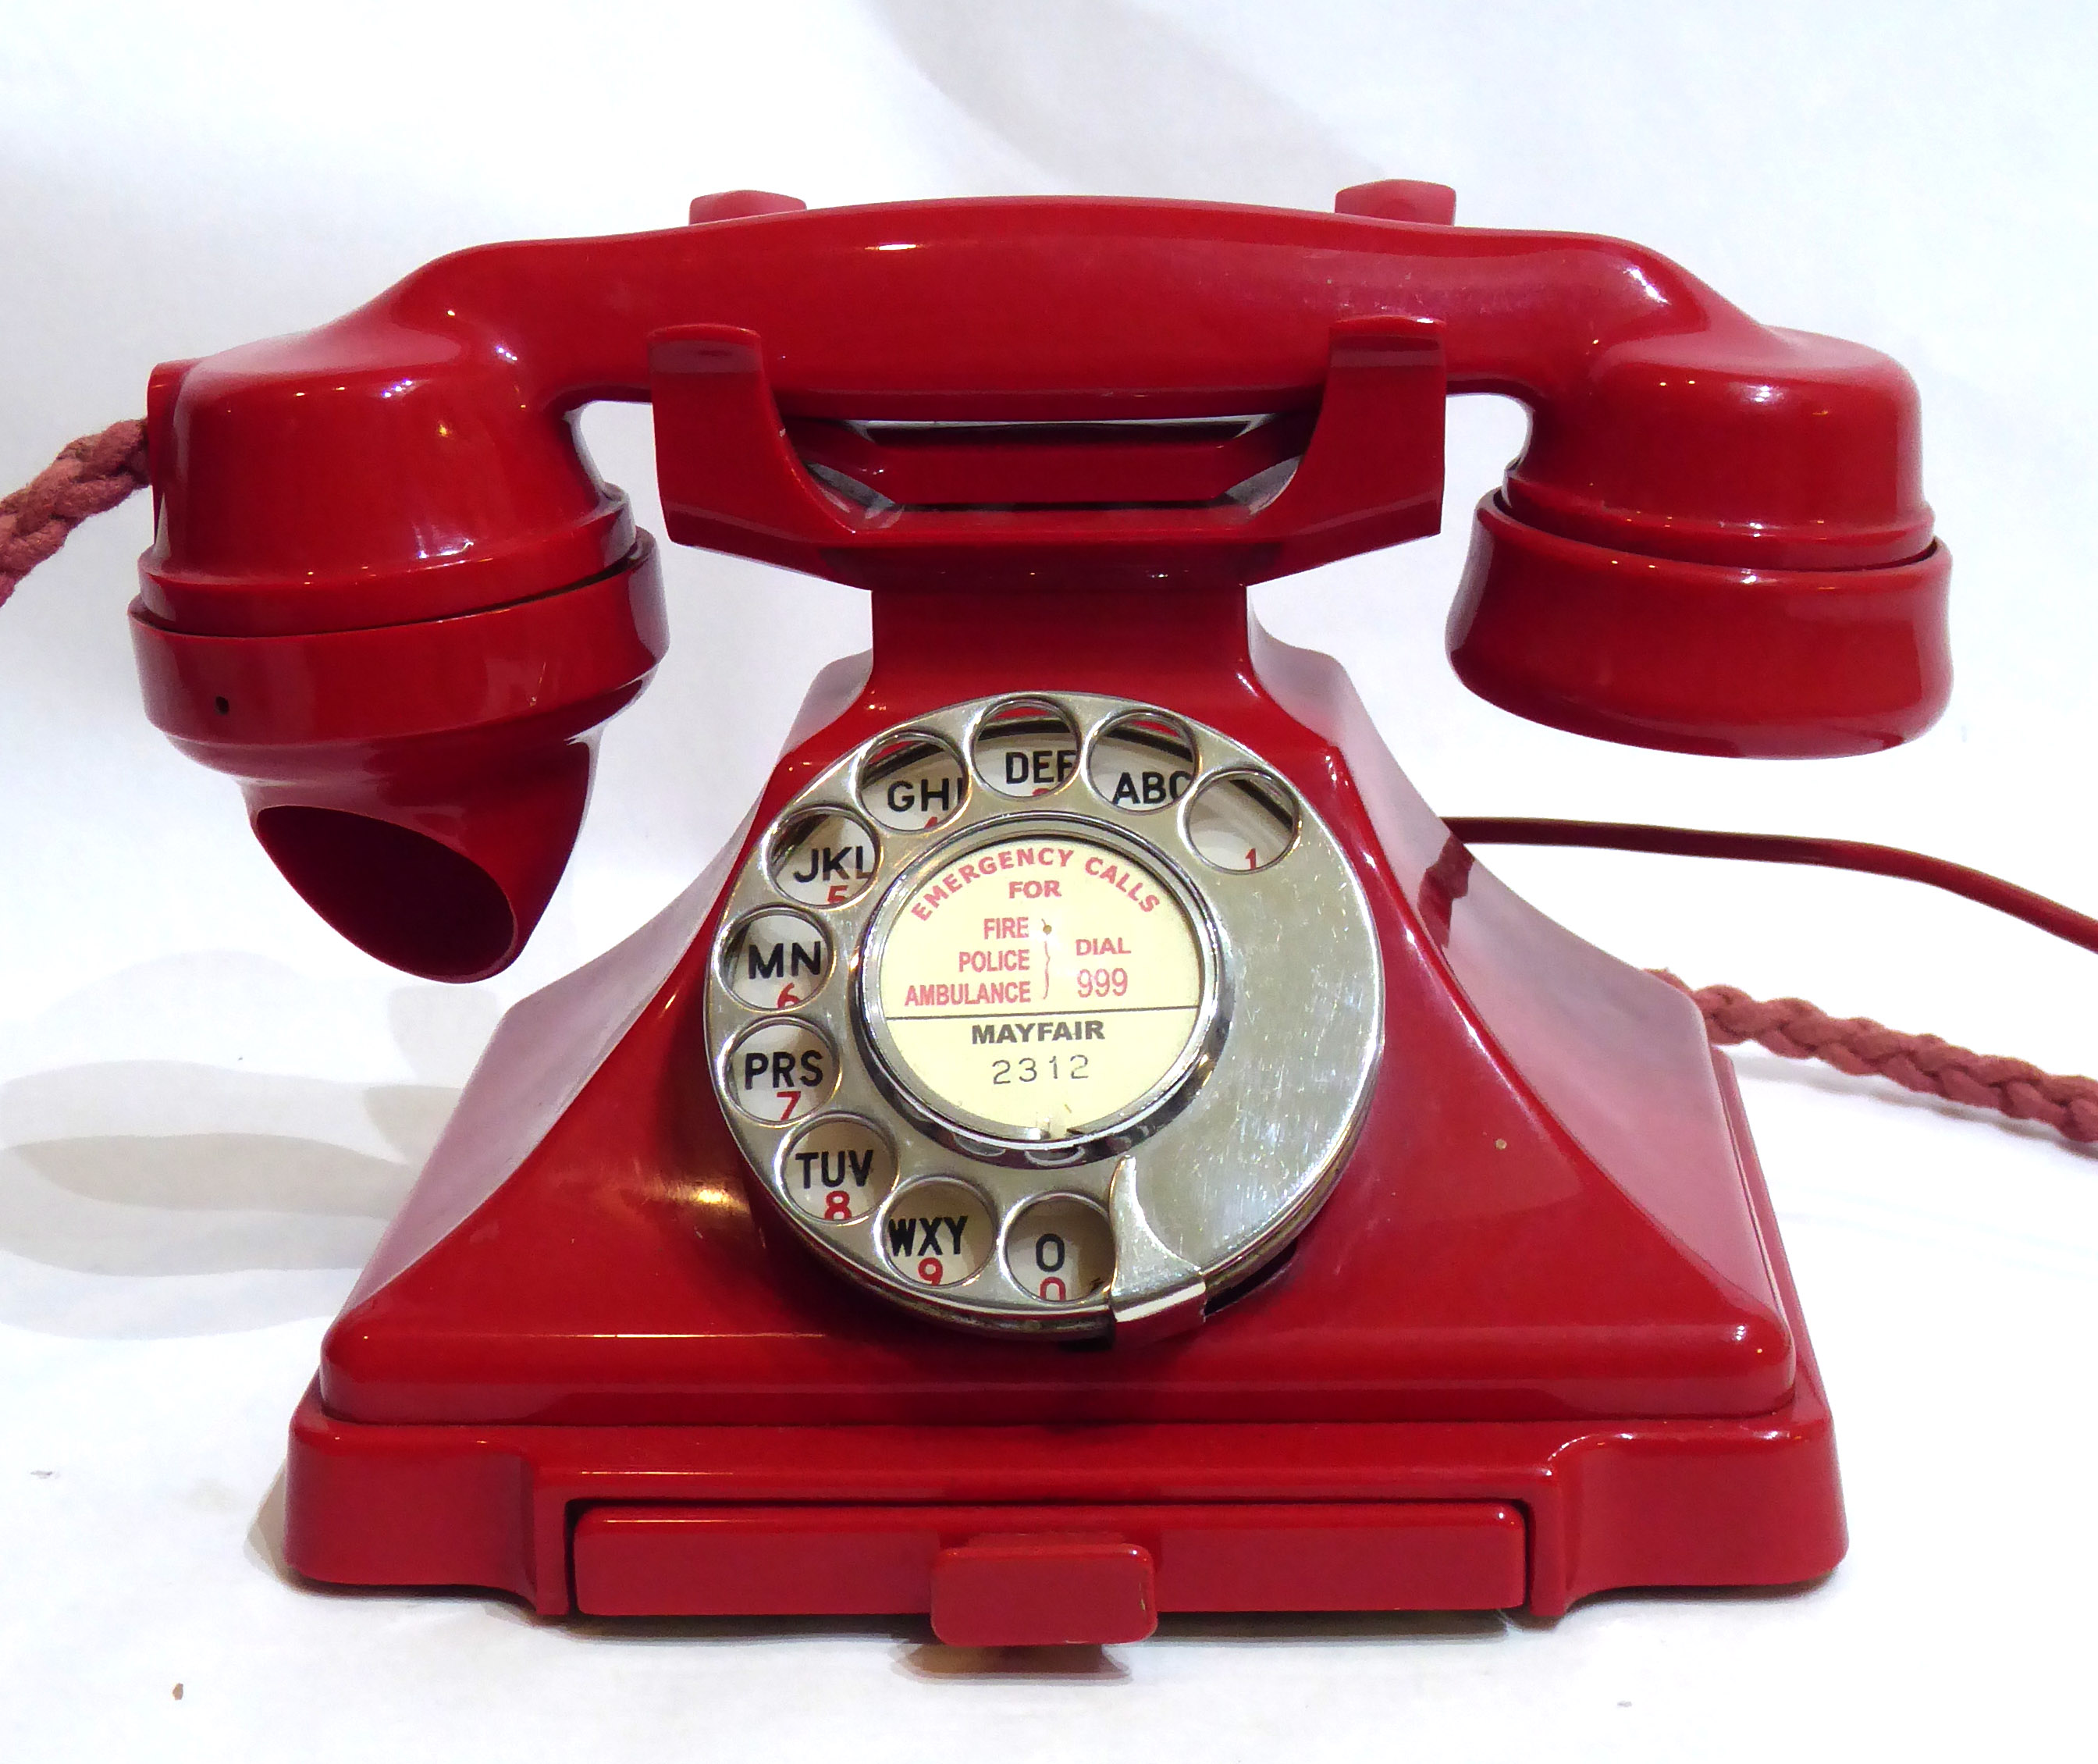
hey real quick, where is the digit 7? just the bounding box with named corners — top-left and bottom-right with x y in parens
top-left (776, 1090), bottom-right (802, 1122)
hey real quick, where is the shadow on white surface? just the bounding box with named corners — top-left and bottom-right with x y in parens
top-left (902, 1641), bottom-right (1129, 1679)
top-left (0, 1065), bottom-right (447, 1271)
top-left (1503, 1575), bottom-right (1836, 1634)
top-left (245, 1465), bottom-right (292, 1584)
top-left (0, 964), bottom-right (500, 1337)
top-left (1147, 1609), bottom-right (1507, 1645)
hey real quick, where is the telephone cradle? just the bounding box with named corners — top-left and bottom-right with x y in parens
top-left (128, 184), bottom-right (1948, 1645)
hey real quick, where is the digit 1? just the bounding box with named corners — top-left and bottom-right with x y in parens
top-left (1246, 846), bottom-right (1257, 869)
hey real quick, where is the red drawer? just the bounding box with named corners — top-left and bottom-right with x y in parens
top-left (571, 1501), bottom-right (1526, 1642)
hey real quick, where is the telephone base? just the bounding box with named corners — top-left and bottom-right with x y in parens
top-left (283, 1060), bottom-right (1840, 1636)
top-left (281, 610), bottom-right (1847, 1638)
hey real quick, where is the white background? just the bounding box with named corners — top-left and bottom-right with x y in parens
top-left (3, 2), bottom-right (2095, 1757)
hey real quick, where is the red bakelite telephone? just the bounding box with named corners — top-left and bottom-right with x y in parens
top-left (126, 182), bottom-right (1948, 1644)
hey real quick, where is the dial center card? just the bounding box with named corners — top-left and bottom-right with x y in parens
top-left (870, 830), bottom-right (1207, 1137)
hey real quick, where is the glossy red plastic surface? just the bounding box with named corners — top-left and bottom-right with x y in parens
top-left (129, 545), bottom-right (667, 979)
top-left (123, 186), bottom-right (1917, 1631)
top-left (1452, 494), bottom-right (1952, 756)
top-left (649, 314), bottom-right (1445, 585)
top-left (1335, 177), bottom-right (1460, 226)
top-left (285, 1038), bottom-right (1840, 1622)
top-left (141, 197), bottom-right (1933, 614)
top-left (283, 596), bottom-right (1845, 1618)
top-left (315, 603), bottom-right (1794, 1427)
top-left (929, 1538), bottom-right (1157, 1646)
top-left (568, 1503), bottom-right (1525, 1636)
top-left (136, 190), bottom-right (1946, 765)
top-left (286, 1047), bottom-right (1837, 1621)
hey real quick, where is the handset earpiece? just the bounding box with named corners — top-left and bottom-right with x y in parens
top-left (1447, 323), bottom-right (1949, 757)
top-left (130, 360), bottom-right (665, 981)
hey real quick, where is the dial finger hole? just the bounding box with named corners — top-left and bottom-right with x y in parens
top-left (768, 809), bottom-right (880, 907)
top-left (719, 909), bottom-right (830, 1009)
top-left (859, 730), bottom-right (968, 832)
top-left (1186, 769), bottom-right (1300, 872)
top-left (1005, 1193), bottom-right (1115, 1305)
top-left (779, 1115), bottom-right (897, 1224)
top-left (881, 1177), bottom-right (994, 1287)
top-left (973, 697), bottom-right (1079, 799)
top-left (1087, 710), bottom-right (1197, 813)
top-left (723, 1018), bottom-right (837, 1125)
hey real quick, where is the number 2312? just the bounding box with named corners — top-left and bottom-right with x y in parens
top-left (991, 1055), bottom-right (1089, 1085)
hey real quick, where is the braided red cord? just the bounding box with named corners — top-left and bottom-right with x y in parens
top-left (1656, 974), bottom-right (2098, 1144)
top-left (0, 420), bottom-right (149, 607)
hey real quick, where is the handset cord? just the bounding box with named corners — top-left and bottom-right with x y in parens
top-left (9, 422), bottom-right (2094, 1146)
top-left (0, 420), bottom-right (146, 609)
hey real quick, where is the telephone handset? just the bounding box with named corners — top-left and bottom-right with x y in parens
top-left (119, 184), bottom-right (1948, 1636)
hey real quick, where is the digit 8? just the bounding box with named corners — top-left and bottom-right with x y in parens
top-left (823, 1190), bottom-right (853, 1222)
